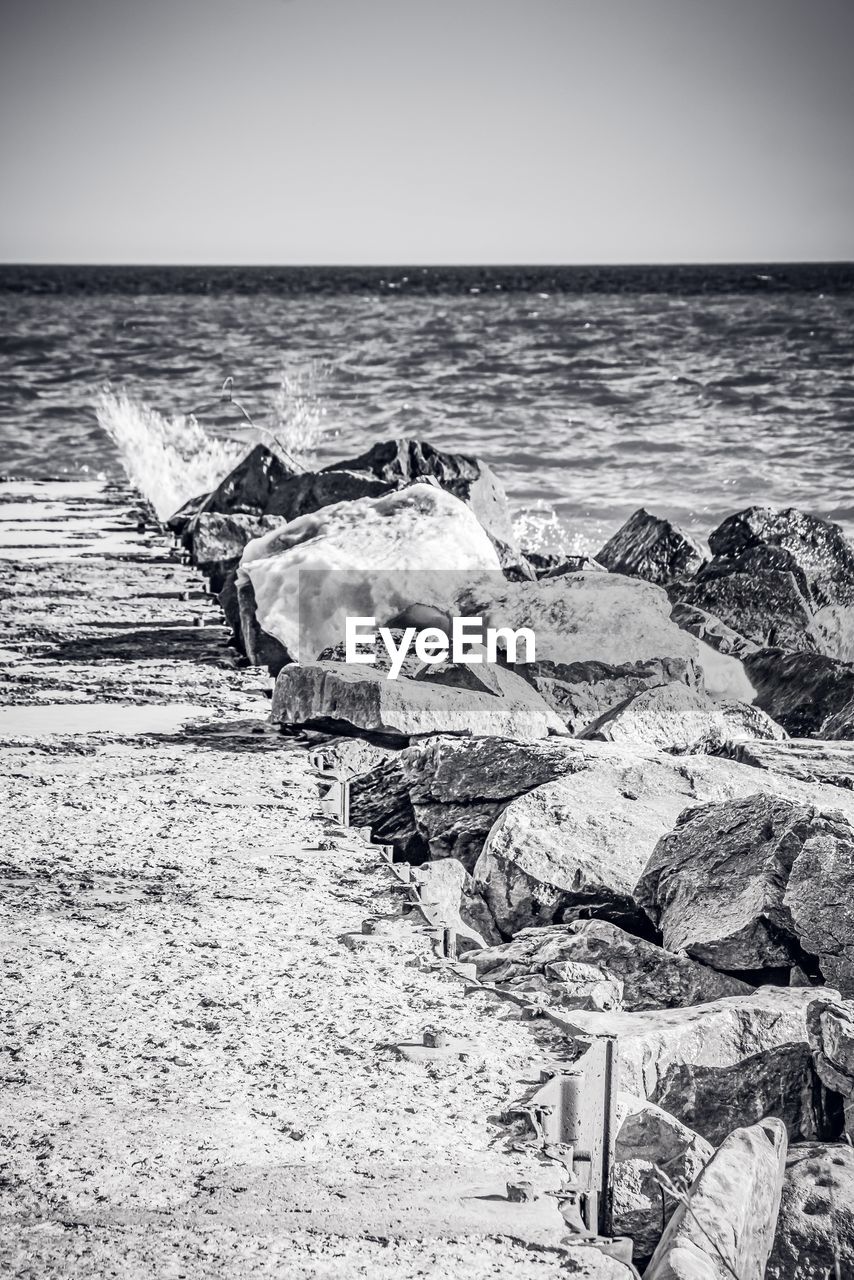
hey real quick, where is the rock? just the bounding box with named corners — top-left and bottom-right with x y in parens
top-left (806, 993), bottom-right (854, 1101)
top-left (200, 443), bottom-right (298, 516)
top-left (166, 490), bottom-right (208, 534)
top-left (824, 694), bottom-right (854, 739)
top-left (669, 601), bottom-right (759, 661)
top-left (743, 648), bottom-right (854, 737)
top-left (310, 734), bottom-right (402, 780)
top-left (539, 555), bottom-right (607, 578)
top-left (582, 683), bottom-right (782, 754)
top-left (675, 569), bottom-right (819, 652)
top-left (596, 509), bottom-right (706, 586)
top-left (522, 656), bottom-right (702, 737)
top-left (457, 571), bottom-right (701, 733)
top-left (236, 577), bottom-right (292, 674)
top-left (262, 467), bottom-right (392, 520)
top-left (466, 921), bottom-right (751, 1011)
top-left (784, 810), bottom-right (854, 996)
top-left (349, 735), bottom-right (585, 870)
top-left (328, 437), bottom-right (518, 549)
top-left (185, 512), bottom-right (284, 583)
top-left (724, 737), bottom-right (854, 791)
top-left (644, 1117), bottom-right (787, 1280)
top-left (412, 858), bottom-right (499, 949)
top-left (638, 794), bottom-right (854, 989)
top-left (814, 603), bottom-right (854, 663)
top-left (636, 795), bottom-right (816, 973)
top-left (550, 988), bottom-right (835, 1145)
top-left (471, 742), bottom-right (854, 939)
top-left (611, 1094), bottom-right (713, 1264)
top-left (714, 697), bottom-right (786, 742)
top-left (708, 506), bottom-right (854, 610)
top-left (767, 1142), bottom-right (854, 1280)
top-left (238, 483), bottom-right (502, 661)
top-left (271, 661), bottom-right (565, 742)
top-left (466, 572), bottom-right (698, 671)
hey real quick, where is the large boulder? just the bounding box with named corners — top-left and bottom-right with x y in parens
top-left (466, 921), bottom-right (751, 1012)
top-left (198, 443), bottom-right (297, 516)
top-left (349, 735), bottom-right (584, 869)
top-left (460, 572), bottom-right (701, 733)
top-left (743, 649), bottom-right (854, 737)
top-left (675, 569), bottom-right (819, 653)
top-left (806, 994), bottom-right (854, 1103)
top-left (724, 737), bottom-right (854, 792)
top-left (611, 1095), bottom-right (713, 1265)
top-left (644, 1118), bottom-right (787, 1280)
top-left (326, 438), bottom-right (518, 549)
top-left (707, 506), bottom-right (854, 610)
top-left (549, 988), bottom-right (836, 1145)
top-left (522, 656), bottom-right (701, 737)
top-left (271, 661), bottom-right (564, 742)
top-left (237, 483), bottom-right (502, 661)
top-left (637, 795), bottom-right (854, 987)
top-left (583, 683), bottom-right (783, 754)
top-left (596, 508), bottom-right (706, 586)
top-left (767, 1142), bottom-right (854, 1280)
top-left (635, 795), bottom-right (815, 974)
top-left (471, 743), bottom-right (854, 939)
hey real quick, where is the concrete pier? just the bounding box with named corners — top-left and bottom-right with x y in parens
top-left (0, 481), bottom-right (615, 1279)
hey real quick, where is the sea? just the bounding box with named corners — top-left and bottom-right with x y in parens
top-left (1, 262), bottom-right (853, 552)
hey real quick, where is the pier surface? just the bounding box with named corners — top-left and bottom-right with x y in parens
top-left (0, 482), bottom-right (597, 1279)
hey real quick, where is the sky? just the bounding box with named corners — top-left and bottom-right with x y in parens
top-left (1, 0), bottom-right (852, 264)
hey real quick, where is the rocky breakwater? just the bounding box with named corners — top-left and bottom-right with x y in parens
top-left (162, 444), bottom-right (854, 1272)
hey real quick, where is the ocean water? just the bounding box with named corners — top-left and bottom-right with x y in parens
top-left (1, 264), bottom-right (853, 551)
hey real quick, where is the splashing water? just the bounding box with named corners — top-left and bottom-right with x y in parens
top-left (269, 363), bottom-right (337, 470)
top-left (94, 390), bottom-right (245, 520)
top-left (511, 501), bottom-right (568, 555)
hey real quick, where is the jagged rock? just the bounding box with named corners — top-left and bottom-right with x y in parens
top-left (472, 743), bottom-right (854, 939)
top-left (310, 734), bottom-right (402, 780)
top-left (166, 490), bottom-right (208, 534)
top-left (708, 505), bottom-right (854, 610)
top-left (815, 603), bottom-right (854, 663)
top-left (784, 810), bottom-right (854, 995)
top-left (806, 994), bottom-right (854, 1101)
top-left (457, 570), bottom-right (701, 733)
top-left (636, 795), bottom-right (815, 972)
top-left (328, 437), bottom-right (518, 548)
top-left (466, 571), bottom-right (698, 670)
top-left (466, 921), bottom-right (751, 1011)
top-left (522, 656), bottom-right (701, 737)
top-left (644, 1118), bottom-right (787, 1280)
top-left (237, 483), bottom-right (502, 661)
top-left (675, 569), bottom-right (818, 652)
top-left (582, 683), bottom-right (782, 754)
top-left (596, 508), bottom-right (706, 586)
top-left (824, 694), bottom-right (854, 739)
top-left (271, 661), bottom-right (564, 742)
top-left (744, 648), bottom-right (854, 737)
top-left (725, 738), bottom-right (854, 791)
top-left (200, 443), bottom-right (298, 516)
top-left (262, 467), bottom-right (392, 520)
top-left (668, 601), bottom-right (759, 660)
top-left (539, 555), bottom-right (607, 578)
top-left (638, 795), bottom-right (854, 986)
top-left (236, 578), bottom-right (292, 675)
top-left (349, 735), bottom-right (584, 870)
top-left (550, 988), bottom-right (835, 1145)
top-left (185, 512), bottom-right (283, 582)
top-left (767, 1142), bottom-right (854, 1280)
top-left (611, 1094), bottom-right (713, 1264)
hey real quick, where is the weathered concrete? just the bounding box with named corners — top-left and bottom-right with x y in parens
top-left (0, 481), bottom-right (627, 1280)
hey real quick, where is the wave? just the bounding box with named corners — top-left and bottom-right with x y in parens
top-left (93, 390), bottom-right (245, 520)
